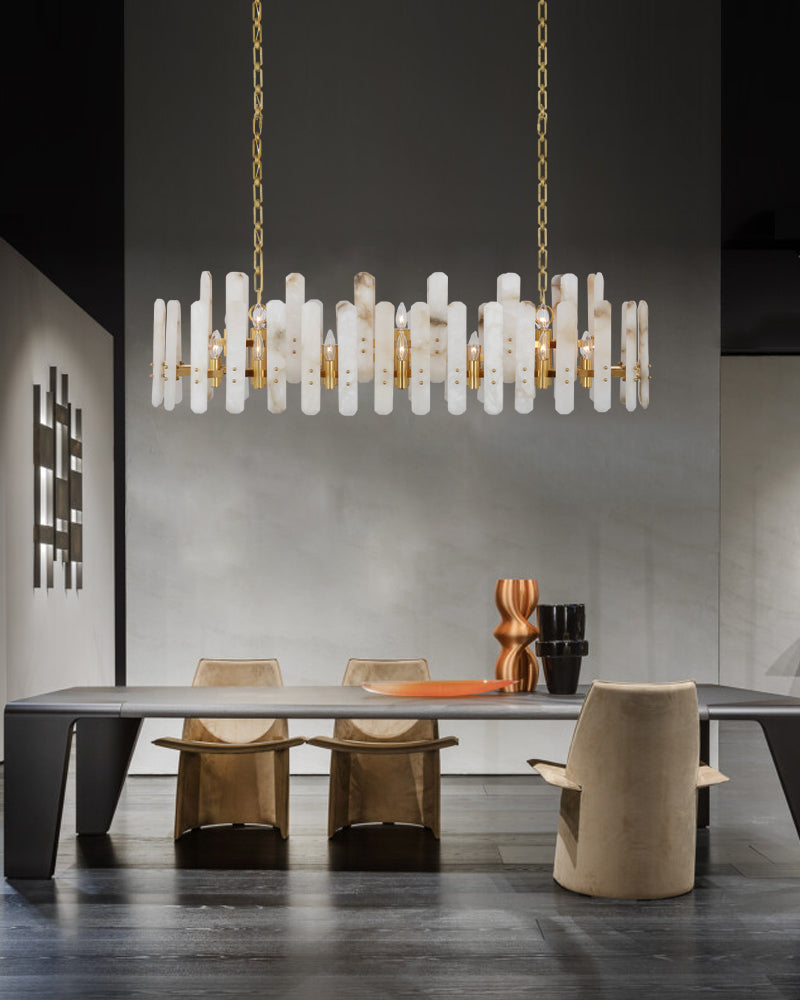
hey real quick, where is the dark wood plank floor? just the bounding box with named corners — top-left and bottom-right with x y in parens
top-left (2, 721), bottom-right (799, 999)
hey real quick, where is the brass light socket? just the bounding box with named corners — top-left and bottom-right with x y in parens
top-left (467, 357), bottom-right (481, 390)
top-left (394, 356), bottom-right (410, 390)
top-left (535, 355), bottom-right (551, 390)
top-left (208, 357), bottom-right (222, 388)
top-left (250, 358), bottom-right (266, 389)
top-left (579, 355), bottom-right (593, 389)
top-left (322, 355), bottom-right (337, 390)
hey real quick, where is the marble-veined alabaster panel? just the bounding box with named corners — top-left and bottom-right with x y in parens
top-left (285, 272), bottom-right (305, 384)
top-left (266, 299), bottom-right (287, 413)
top-left (409, 301), bottom-right (431, 415)
top-left (337, 300), bottom-right (358, 416)
top-left (427, 272), bottom-right (447, 383)
top-left (355, 271), bottom-right (375, 384)
top-left (374, 300), bottom-right (395, 415)
top-left (515, 300), bottom-right (535, 414)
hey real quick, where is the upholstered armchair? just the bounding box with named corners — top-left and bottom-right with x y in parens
top-left (529, 679), bottom-right (728, 899)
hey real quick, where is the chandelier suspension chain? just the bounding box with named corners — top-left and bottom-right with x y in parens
top-left (150, 0), bottom-right (651, 418)
top-left (252, 1), bottom-right (264, 306)
top-left (537, 0), bottom-right (548, 307)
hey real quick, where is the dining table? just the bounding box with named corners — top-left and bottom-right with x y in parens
top-left (4, 681), bottom-right (800, 878)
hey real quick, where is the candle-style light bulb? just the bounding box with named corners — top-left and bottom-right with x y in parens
top-left (579, 332), bottom-right (594, 359)
top-left (324, 329), bottom-right (337, 361)
top-left (467, 331), bottom-right (481, 362)
top-left (395, 329), bottom-right (408, 361)
top-left (252, 331), bottom-right (265, 360)
top-left (535, 304), bottom-right (551, 330)
top-left (395, 302), bottom-right (407, 330)
top-left (209, 330), bottom-right (223, 359)
top-left (537, 332), bottom-right (549, 360)
top-left (251, 303), bottom-right (267, 329)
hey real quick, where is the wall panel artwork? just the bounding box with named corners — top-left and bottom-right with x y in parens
top-left (33, 367), bottom-right (83, 590)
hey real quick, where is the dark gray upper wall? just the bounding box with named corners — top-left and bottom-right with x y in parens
top-left (126, 0), bottom-right (719, 314)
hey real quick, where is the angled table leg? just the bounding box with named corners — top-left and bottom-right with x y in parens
top-left (76, 717), bottom-right (142, 835)
top-left (4, 711), bottom-right (75, 879)
top-left (759, 717), bottom-right (800, 837)
top-left (697, 719), bottom-right (710, 828)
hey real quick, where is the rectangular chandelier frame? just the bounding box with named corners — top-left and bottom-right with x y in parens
top-left (151, 270), bottom-right (650, 417)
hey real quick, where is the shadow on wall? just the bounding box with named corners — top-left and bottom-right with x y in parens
top-left (767, 639), bottom-right (800, 697)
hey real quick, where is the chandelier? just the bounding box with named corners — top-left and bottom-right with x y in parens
top-left (150, 1), bottom-right (650, 417)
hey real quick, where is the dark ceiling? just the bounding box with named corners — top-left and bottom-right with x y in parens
top-left (1, 1), bottom-right (798, 352)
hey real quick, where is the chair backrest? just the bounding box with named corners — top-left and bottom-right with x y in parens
top-left (182, 658), bottom-right (288, 744)
top-left (565, 679), bottom-right (700, 806)
top-left (334, 658), bottom-right (438, 742)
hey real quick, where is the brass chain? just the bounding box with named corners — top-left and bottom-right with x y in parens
top-left (252, 1), bottom-right (264, 304)
top-left (537, 0), bottom-right (548, 306)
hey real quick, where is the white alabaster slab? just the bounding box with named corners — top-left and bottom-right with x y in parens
top-left (285, 272), bottom-right (305, 384)
top-left (554, 299), bottom-right (578, 414)
top-left (497, 272), bottom-right (520, 382)
top-left (225, 271), bottom-right (248, 414)
top-left (560, 273), bottom-right (579, 312)
top-left (374, 300), bottom-right (395, 415)
top-left (622, 300), bottom-right (638, 412)
top-left (551, 274), bottom-right (563, 312)
top-left (550, 275), bottom-right (562, 351)
top-left (593, 299), bottom-right (612, 412)
top-left (190, 299), bottom-right (210, 413)
top-left (337, 301), bottom-right (358, 416)
top-left (266, 299), bottom-right (287, 413)
top-left (447, 301), bottom-right (467, 415)
top-left (200, 272), bottom-right (214, 401)
top-left (200, 270), bottom-right (212, 306)
top-left (587, 272), bottom-right (604, 336)
top-left (175, 302), bottom-right (183, 406)
top-left (427, 272), bottom-right (448, 383)
top-left (164, 299), bottom-right (181, 411)
top-left (587, 272), bottom-right (604, 402)
top-left (355, 272), bottom-right (375, 383)
top-left (638, 300), bottom-right (650, 409)
top-left (410, 301), bottom-right (431, 415)
top-left (483, 301), bottom-right (503, 415)
top-left (152, 298), bottom-right (166, 407)
top-left (301, 299), bottom-right (322, 415)
top-left (515, 300), bottom-right (536, 413)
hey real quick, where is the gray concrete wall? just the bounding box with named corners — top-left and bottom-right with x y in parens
top-left (0, 240), bottom-right (116, 756)
top-left (721, 358), bottom-right (800, 698)
top-left (125, 0), bottom-right (721, 773)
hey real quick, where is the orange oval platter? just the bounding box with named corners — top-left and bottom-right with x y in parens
top-left (361, 679), bottom-right (519, 697)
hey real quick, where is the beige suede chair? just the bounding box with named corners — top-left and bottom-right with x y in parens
top-left (529, 680), bottom-right (728, 900)
top-left (307, 659), bottom-right (458, 838)
top-left (153, 658), bottom-right (304, 839)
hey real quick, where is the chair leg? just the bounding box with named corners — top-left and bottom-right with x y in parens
top-left (328, 752), bottom-right (352, 837)
top-left (174, 752), bottom-right (201, 839)
top-left (421, 751), bottom-right (441, 838)
top-left (274, 749), bottom-right (290, 840)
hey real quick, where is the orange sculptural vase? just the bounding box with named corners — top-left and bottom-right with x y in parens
top-left (493, 578), bottom-right (540, 692)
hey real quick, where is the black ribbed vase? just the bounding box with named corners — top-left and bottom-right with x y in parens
top-left (535, 604), bottom-right (587, 695)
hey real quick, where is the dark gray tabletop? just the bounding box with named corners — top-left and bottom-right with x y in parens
top-left (5, 683), bottom-right (800, 721)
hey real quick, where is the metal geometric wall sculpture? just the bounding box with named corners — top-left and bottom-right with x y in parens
top-left (33, 367), bottom-right (83, 590)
